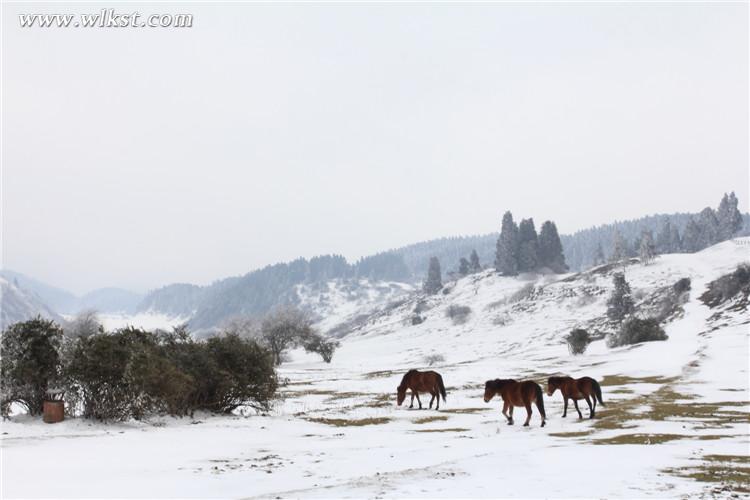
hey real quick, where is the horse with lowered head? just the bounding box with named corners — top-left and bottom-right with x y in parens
top-left (484, 379), bottom-right (546, 427)
top-left (397, 369), bottom-right (447, 410)
top-left (547, 376), bottom-right (604, 419)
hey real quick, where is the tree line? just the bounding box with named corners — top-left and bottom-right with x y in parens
top-left (1, 307), bottom-right (337, 421)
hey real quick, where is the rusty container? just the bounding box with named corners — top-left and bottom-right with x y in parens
top-left (43, 400), bottom-right (64, 424)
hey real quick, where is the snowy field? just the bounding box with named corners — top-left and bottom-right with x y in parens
top-left (2, 241), bottom-right (748, 498)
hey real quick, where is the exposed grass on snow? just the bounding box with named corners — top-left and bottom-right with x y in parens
top-left (305, 417), bottom-right (391, 427)
top-left (412, 416), bottom-right (449, 424)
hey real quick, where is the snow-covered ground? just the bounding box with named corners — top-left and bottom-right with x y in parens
top-left (2, 240), bottom-right (748, 498)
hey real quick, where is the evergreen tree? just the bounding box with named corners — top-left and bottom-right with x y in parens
top-left (593, 243), bottom-right (605, 266)
top-left (538, 221), bottom-right (568, 273)
top-left (639, 230), bottom-right (656, 265)
top-left (469, 249), bottom-right (481, 273)
top-left (697, 207), bottom-right (720, 249)
top-left (682, 217), bottom-right (702, 253)
top-left (716, 192), bottom-right (743, 241)
top-left (495, 211), bottom-right (519, 276)
top-left (517, 218), bottom-right (539, 272)
top-left (423, 257), bottom-right (443, 294)
top-left (607, 273), bottom-right (635, 323)
top-left (610, 229), bottom-right (627, 264)
top-left (458, 258), bottom-right (470, 276)
top-left (656, 218), bottom-right (682, 254)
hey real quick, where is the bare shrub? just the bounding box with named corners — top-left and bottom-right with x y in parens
top-left (566, 328), bottom-right (591, 355)
top-left (508, 283), bottom-right (535, 304)
top-left (423, 353), bottom-right (445, 366)
top-left (445, 304), bottom-right (472, 325)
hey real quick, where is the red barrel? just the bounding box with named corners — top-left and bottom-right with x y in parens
top-left (43, 400), bottom-right (64, 424)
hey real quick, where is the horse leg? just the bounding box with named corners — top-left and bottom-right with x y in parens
top-left (591, 393), bottom-right (597, 415)
top-left (415, 392), bottom-right (422, 409)
top-left (584, 395), bottom-right (594, 418)
top-left (502, 402), bottom-right (513, 425)
top-left (435, 390), bottom-right (440, 410)
top-left (409, 392), bottom-right (415, 409)
top-left (429, 393), bottom-right (435, 409)
top-left (523, 402), bottom-right (532, 426)
top-left (563, 397), bottom-right (568, 418)
top-left (573, 399), bottom-right (583, 419)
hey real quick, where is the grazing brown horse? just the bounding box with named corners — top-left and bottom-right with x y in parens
top-left (397, 369), bottom-right (447, 410)
top-left (484, 379), bottom-right (546, 427)
top-left (547, 376), bottom-right (604, 419)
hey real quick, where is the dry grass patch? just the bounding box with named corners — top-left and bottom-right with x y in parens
top-left (413, 416), bottom-right (449, 424)
top-left (414, 428), bottom-right (470, 433)
top-left (305, 417), bottom-right (390, 427)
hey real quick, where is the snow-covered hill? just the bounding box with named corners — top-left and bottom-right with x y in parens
top-left (0, 276), bottom-right (62, 329)
top-left (2, 239), bottom-right (748, 498)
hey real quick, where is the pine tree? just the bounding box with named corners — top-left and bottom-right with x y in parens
top-left (495, 211), bottom-right (519, 276)
top-left (517, 218), bottom-right (539, 272)
top-left (458, 258), bottom-right (470, 276)
top-left (469, 250), bottom-right (481, 273)
top-left (538, 221), bottom-right (568, 273)
top-left (656, 218), bottom-right (677, 254)
top-left (610, 229), bottom-right (627, 264)
top-left (682, 217), bottom-right (702, 253)
top-left (593, 243), bottom-right (605, 266)
top-left (423, 257), bottom-right (443, 294)
top-left (607, 273), bottom-right (635, 322)
top-left (639, 230), bottom-right (656, 265)
top-left (716, 192), bottom-right (743, 241)
top-left (697, 207), bottom-right (720, 249)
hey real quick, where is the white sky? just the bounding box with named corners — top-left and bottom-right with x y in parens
top-left (2, 3), bottom-right (748, 294)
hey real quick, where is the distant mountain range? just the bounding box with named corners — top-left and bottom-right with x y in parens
top-left (4, 207), bottom-right (747, 332)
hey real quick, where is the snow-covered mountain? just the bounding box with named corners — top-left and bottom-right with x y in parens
top-left (3, 239), bottom-right (748, 497)
top-left (0, 276), bottom-right (62, 329)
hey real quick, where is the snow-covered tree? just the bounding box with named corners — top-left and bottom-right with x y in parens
top-left (610, 229), bottom-right (627, 264)
top-left (639, 230), bottom-right (656, 265)
top-left (458, 258), bottom-right (470, 276)
top-left (469, 249), bottom-right (481, 273)
top-left (593, 242), bottom-right (606, 266)
top-left (717, 192), bottom-right (743, 241)
top-left (423, 256), bottom-right (443, 294)
top-left (495, 211), bottom-right (519, 276)
top-left (517, 218), bottom-right (539, 272)
top-left (607, 273), bottom-right (634, 323)
top-left (538, 221), bottom-right (568, 273)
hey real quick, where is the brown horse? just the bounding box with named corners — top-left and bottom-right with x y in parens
top-left (484, 379), bottom-right (546, 427)
top-left (397, 369), bottom-right (447, 410)
top-left (547, 376), bottom-right (604, 419)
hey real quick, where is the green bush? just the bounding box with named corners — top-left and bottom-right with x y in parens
top-left (608, 317), bottom-right (667, 348)
top-left (566, 328), bottom-right (590, 355)
top-left (1, 317), bottom-right (63, 416)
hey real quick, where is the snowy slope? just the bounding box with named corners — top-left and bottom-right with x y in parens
top-left (2, 239), bottom-right (748, 498)
top-left (0, 276), bottom-right (62, 329)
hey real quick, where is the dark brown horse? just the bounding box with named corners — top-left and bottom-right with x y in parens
top-left (547, 376), bottom-right (604, 419)
top-left (397, 369), bottom-right (447, 410)
top-left (484, 379), bottom-right (546, 427)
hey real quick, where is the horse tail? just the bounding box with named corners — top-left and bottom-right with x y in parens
top-left (437, 374), bottom-right (447, 402)
top-left (534, 383), bottom-right (546, 420)
top-left (592, 379), bottom-right (604, 406)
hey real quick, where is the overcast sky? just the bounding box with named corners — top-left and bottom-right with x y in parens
top-left (2, 3), bottom-right (748, 294)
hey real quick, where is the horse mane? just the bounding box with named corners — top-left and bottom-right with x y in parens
top-left (399, 369), bottom-right (418, 389)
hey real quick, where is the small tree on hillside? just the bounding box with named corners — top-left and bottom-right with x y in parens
top-left (639, 230), bottom-right (656, 265)
top-left (610, 229), bottom-right (627, 265)
top-left (423, 257), bottom-right (443, 294)
top-left (517, 218), bottom-right (539, 272)
top-left (607, 273), bottom-right (635, 323)
top-left (593, 243), bottom-right (606, 266)
top-left (495, 211), bottom-right (519, 276)
top-left (469, 249), bottom-right (481, 273)
top-left (260, 306), bottom-right (337, 365)
top-left (538, 221), bottom-right (568, 273)
top-left (717, 192), bottom-right (743, 241)
top-left (458, 258), bottom-right (470, 276)
top-left (64, 309), bottom-right (103, 339)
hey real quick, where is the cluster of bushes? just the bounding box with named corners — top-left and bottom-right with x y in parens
top-left (445, 304), bottom-right (472, 325)
top-left (699, 264), bottom-right (750, 309)
top-left (1, 319), bottom-right (278, 421)
top-left (607, 317), bottom-right (667, 348)
top-left (566, 328), bottom-right (591, 355)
